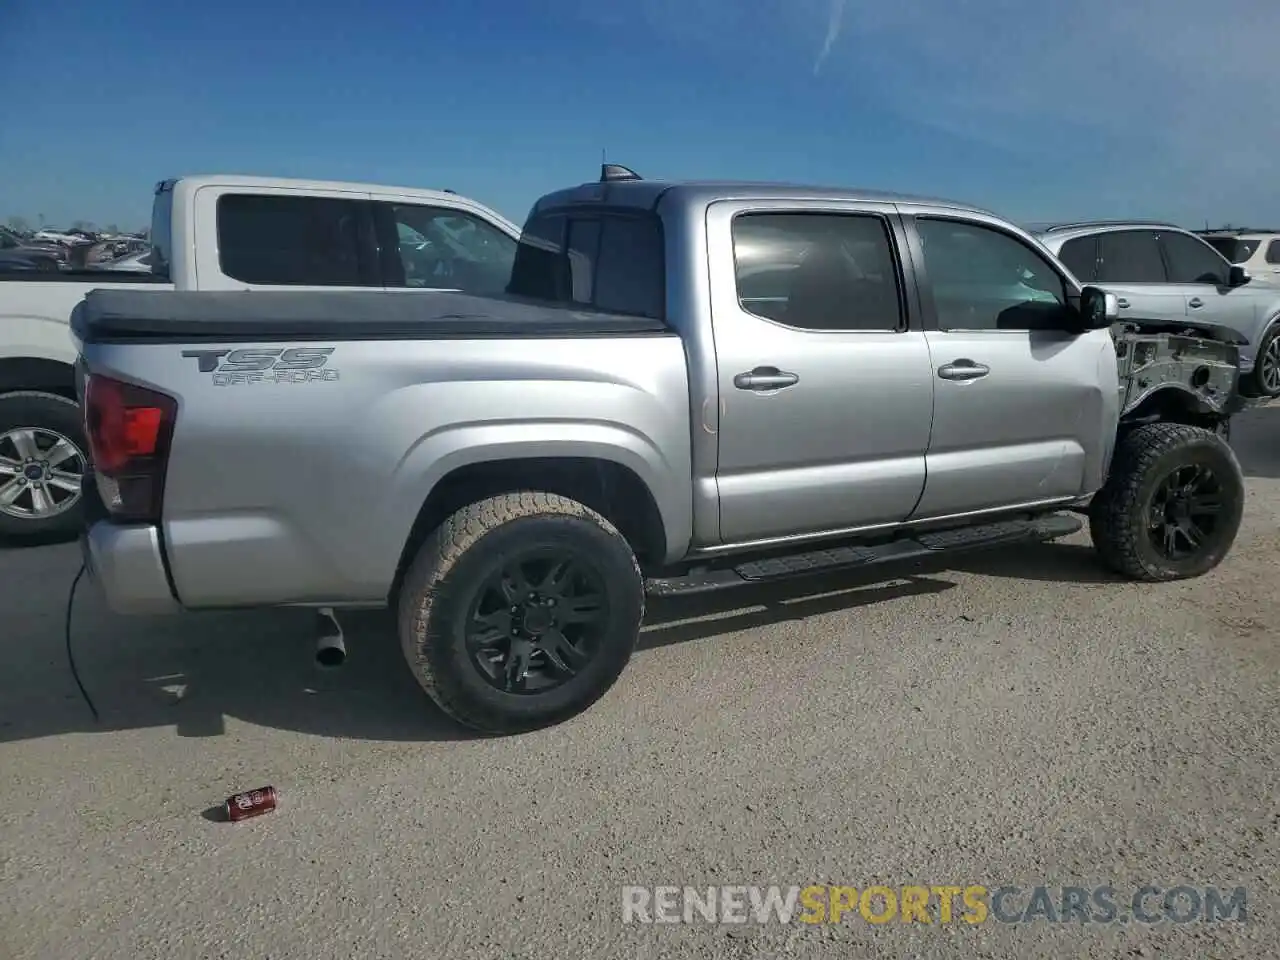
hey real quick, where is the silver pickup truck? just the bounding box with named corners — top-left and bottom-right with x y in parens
top-left (71, 165), bottom-right (1248, 733)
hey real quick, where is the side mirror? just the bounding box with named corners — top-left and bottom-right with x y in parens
top-left (1229, 264), bottom-right (1250, 287)
top-left (1079, 285), bottom-right (1119, 330)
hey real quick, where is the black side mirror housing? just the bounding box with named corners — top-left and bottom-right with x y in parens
top-left (1078, 285), bottom-right (1119, 330)
top-left (1229, 264), bottom-right (1250, 287)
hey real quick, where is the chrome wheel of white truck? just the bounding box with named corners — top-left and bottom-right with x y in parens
top-left (397, 492), bottom-right (645, 734)
top-left (0, 392), bottom-right (87, 542)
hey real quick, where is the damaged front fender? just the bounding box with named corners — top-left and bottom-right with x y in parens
top-left (1113, 321), bottom-right (1243, 420)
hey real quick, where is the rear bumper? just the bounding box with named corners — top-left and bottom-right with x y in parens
top-left (80, 472), bottom-right (181, 616)
top-left (82, 522), bottom-right (182, 616)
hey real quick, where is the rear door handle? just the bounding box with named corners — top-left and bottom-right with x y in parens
top-left (1117, 298), bottom-right (1130, 309)
top-left (1189, 297), bottom-right (1204, 309)
top-left (937, 359), bottom-right (990, 381)
top-left (734, 366), bottom-right (799, 391)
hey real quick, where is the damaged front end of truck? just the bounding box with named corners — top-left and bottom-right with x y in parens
top-left (1112, 319), bottom-right (1250, 435)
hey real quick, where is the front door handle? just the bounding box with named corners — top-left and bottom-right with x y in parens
top-left (1117, 297), bottom-right (1130, 309)
top-left (937, 359), bottom-right (990, 381)
top-left (1189, 297), bottom-right (1204, 309)
top-left (733, 366), bottom-right (799, 391)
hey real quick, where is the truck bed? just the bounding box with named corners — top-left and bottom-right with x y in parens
top-left (74, 286), bottom-right (692, 608)
top-left (74, 289), bottom-right (671, 343)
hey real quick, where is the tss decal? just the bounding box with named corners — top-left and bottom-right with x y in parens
top-left (182, 347), bottom-right (340, 386)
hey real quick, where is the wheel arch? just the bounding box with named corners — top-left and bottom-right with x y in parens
top-left (390, 455), bottom-right (669, 603)
top-left (1121, 384), bottom-right (1231, 434)
top-left (0, 357), bottom-right (77, 401)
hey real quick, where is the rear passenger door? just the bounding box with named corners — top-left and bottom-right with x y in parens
top-left (1093, 229), bottom-right (1186, 323)
top-left (907, 214), bottom-right (1113, 518)
top-left (706, 201), bottom-right (936, 545)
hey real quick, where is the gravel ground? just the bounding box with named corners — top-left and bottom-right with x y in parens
top-left (1, 409), bottom-right (1277, 960)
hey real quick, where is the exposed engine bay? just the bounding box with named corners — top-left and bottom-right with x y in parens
top-left (1112, 320), bottom-right (1243, 419)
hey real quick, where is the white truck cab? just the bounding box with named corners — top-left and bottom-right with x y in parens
top-left (0, 174), bottom-right (522, 540)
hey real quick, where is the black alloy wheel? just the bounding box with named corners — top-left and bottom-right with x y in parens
top-left (1145, 463), bottom-right (1225, 562)
top-left (465, 549), bottom-right (609, 695)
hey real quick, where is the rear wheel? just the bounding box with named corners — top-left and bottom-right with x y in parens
top-left (397, 491), bottom-right (644, 734)
top-left (1089, 422), bottom-right (1244, 581)
top-left (0, 392), bottom-right (88, 543)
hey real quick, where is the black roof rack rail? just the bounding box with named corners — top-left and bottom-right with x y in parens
top-left (1042, 219), bottom-right (1180, 233)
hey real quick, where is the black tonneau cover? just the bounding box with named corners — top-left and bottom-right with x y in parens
top-left (73, 288), bottom-right (671, 343)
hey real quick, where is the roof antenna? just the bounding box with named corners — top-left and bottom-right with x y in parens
top-left (600, 161), bottom-right (643, 183)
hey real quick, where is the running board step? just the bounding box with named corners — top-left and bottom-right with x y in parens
top-left (644, 513), bottom-right (1083, 597)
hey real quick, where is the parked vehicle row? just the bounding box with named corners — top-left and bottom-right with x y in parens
top-left (0, 227), bottom-right (65, 272)
top-left (0, 175), bottom-right (522, 539)
top-left (1034, 220), bottom-right (1280, 398)
top-left (74, 164), bottom-right (1248, 733)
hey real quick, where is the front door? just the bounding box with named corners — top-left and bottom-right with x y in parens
top-left (907, 214), bottom-right (1116, 519)
top-left (1157, 229), bottom-right (1260, 342)
top-left (706, 201), bottom-right (936, 545)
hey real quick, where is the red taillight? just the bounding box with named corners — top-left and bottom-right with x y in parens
top-left (84, 374), bottom-right (177, 522)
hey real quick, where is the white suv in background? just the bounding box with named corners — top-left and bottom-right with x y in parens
top-left (1033, 220), bottom-right (1280, 399)
top-left (1198, 229), bottom-right (1280, 280)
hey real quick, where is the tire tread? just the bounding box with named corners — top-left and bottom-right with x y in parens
top-left (396, 491), bottom-right (641, 733)
top-left (1089, 421), bottom-right (1243, 582)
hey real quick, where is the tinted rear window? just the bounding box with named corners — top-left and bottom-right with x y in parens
top-left (1098, 230), bottom-right (1166, 283)
top-left (216, 194), bottom-right (373, 286)
top-left (507, 210), bottom-right (665, 320)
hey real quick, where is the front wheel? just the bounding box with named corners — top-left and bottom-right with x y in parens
top-left (1244, 323), bottom-right (1280, 398)
top-left (397, 492), bottom-right (644, 734)
top-left (1089, 422), bottom-right (1244, 582)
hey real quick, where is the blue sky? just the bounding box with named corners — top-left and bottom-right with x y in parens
top-left (2, 0), bottom-right (1277, 231)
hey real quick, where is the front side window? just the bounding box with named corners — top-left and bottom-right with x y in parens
top-left (385, 203), bottom-right (517, 295)
top-left (731, 212), bottom-right (903, 331)
top-left (916, 218), bottom-right (1068, 331)
top-left (1160, 231), bottom-right (1229, 285)
top-left (217, 194), bottom-right (370, 286)
top-left (1097, 230), bottom-right (1165, 283)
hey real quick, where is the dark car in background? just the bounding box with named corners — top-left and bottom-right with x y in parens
top-left (0, 227), bottom-right (63, 271)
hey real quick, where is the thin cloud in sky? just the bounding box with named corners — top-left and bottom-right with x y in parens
top-left (813, 0), bottom-right (846, 75)
top-left (564, 0), bottom-right (1280, 220)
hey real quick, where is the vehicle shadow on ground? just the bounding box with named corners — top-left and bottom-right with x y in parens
top-left (1232, 406), bottom-right (1279, 479)
top-left (0, 538), bottom-right (1121, 747)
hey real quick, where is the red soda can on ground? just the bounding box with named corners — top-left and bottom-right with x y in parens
top-left (225, 785), bottom-right (278, 822)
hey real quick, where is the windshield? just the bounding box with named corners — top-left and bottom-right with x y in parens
top-left (1201, 236), bottom-right (1258, 264)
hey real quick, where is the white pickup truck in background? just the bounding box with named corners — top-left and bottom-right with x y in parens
top-left (0, 174), bottom-right (522, 540)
